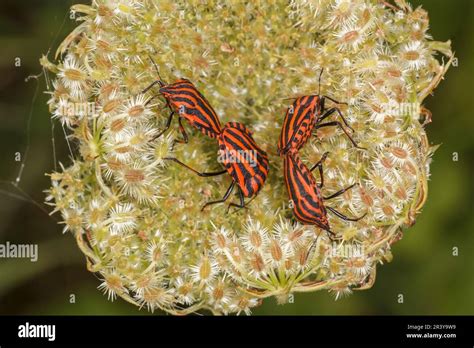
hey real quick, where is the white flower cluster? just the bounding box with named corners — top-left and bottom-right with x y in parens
top-left (43, 0), bottom-right (452, 314)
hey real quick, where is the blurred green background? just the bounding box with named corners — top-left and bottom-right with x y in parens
top-left (0, 0), bottom-right (472, 315)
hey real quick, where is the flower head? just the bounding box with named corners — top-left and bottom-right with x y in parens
top-left (44, 0), bottom-right (452, 314)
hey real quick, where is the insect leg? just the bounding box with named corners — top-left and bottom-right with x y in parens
top-left (326, 231), bottom-right (339, 242)
top-left (317, 223), bottom-right (340, 241)
top-left (326, 206), bottom-right (366, 222)
top-left (173, 117), bottom-right (189, 144)
top-left (163, 157), bottom-right (227, 177)
top-left (146, 94), bottom-right (173, 115)
top-left (318, 107), bottom-right (354, 131)
top-left (315, 120), bottom-right (364, 149)
top-left (152, 111), bottom-right (174, 140)
top-left (201, 181), bottom-right (235, 211)
top-left (323, 183), bottom-right (357, 200)
top-left (141, 80), bottom-right (163, 94)
top-left (309, 151), bottom-right (329, 188)
top-left (321, 95), bottom-right (348, 106)
top-left (144, 94), bottom-right (162, 106)
top-left (226, 186), bottom-right (247, 213)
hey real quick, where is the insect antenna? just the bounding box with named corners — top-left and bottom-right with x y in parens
top-left (147, 54), bottom-right (165, 87)
top-left (281, 96), bottom-right (300, 101)
top-left (317, 68), bottom-right (324, 96)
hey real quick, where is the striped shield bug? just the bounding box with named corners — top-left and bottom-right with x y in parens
top-left (216, 122), bottom-right (269, 206)
top-left (165, 121), bottom-right (269, 211)
top-left (142, 58), bottom-right (222, 142)
top-left (283, 148), bottom-right (365, 237)
top-left (277, 69), bottom-right (363, 156)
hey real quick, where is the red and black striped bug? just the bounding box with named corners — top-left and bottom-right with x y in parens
top-left (165, 121), bottom-right (269, 211)
top-left (142, 59), bottom-right (221, 142)
top-left (277, 69), bottom-right (363, 156)
top-left (283, 148), bottom-right (365, 237)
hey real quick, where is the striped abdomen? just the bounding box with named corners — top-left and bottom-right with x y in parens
top-left (218, 122), bottom-right (269, 197)
top-left (278, 95), bottom-right (321, 155)
top-left (283, 149), bottom-right (330, 231)
top-left (159, 79), bottom-right (222, 139)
